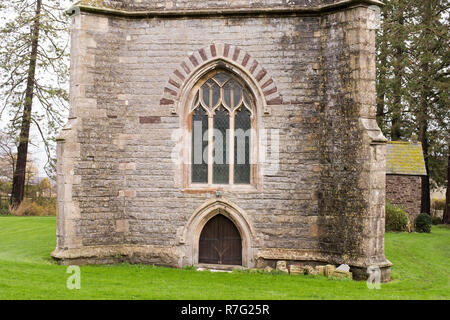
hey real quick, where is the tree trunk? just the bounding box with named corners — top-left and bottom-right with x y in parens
top-left (419, 69), bottom-right (431, 215)
top-left (10, 0), bottom-right (42, 207)
top-left (418, 1), bottom-right (434, 215)
top-left (391, 12), bottom-right (404, 141)
top-left (443, 149), bottom-right (450, 224)
top-left (420, 129), bottom-right (431, 215)
top-left (25, 172), bottom-right (30, 198)
top-left (376, 12), bottom-right (387, 130)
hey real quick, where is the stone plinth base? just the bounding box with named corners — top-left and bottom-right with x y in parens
top-left (53, 245), bottom-right (391, 282)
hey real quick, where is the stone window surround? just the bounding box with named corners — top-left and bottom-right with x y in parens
top-left (190, 70), bottom-right (255, 187)
top-left (176, 58), bottom-right (267, 193)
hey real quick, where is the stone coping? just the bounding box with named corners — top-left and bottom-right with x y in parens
top-left (67, 0), bottom-right (384, 18)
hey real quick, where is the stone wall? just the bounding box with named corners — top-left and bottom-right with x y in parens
top-left (56, 9), bottom-right (323, 256)
top-left (53, 0), bottom-right (391, 281)
top-left (386, 175), bottom-right (422, 223)
top-left (317, 5), bottom-right (389, 280)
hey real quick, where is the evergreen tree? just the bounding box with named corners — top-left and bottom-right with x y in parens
top-left (407, 0), bottom-right (449, 214)
top-left (377, 0), bottom-right (449, 214)
top-left (376, 0), bottom-right (412, 139)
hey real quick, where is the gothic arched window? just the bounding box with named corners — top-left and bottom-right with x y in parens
top-left (190, 71), bottom-right (253, 185)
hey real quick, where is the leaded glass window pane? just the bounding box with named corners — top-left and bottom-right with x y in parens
top-left (192, 107), bottom-right (208, 183)
top-left (234, 107), bottom-right (251, 184)
top-left (213, 73), bottom-right (230, 86)
top-left (191, 71), bottom-right (253, 186)
top-left (233, 85), bottom-right (242, 107)
top-left (213, 106), bottom-right (230, 184)
top-left (202, 85), bottom-right (210, 108)
top-left (211, 83), bottom-right (220, 108)
top-left (223, 83), bottom-right (232, 108)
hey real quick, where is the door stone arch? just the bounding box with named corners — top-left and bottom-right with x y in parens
top-left (178, 199), bottom-right (257, 268)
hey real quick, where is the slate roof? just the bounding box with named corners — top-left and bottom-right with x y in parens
top-left (386, 141), bottom-right (427, 176)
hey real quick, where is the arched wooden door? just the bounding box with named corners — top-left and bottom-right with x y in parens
top-left (199, 214), bottom-right (242, 265)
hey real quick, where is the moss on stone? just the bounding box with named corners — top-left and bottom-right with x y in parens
top-left (386, 141), bottom-right (427, 176)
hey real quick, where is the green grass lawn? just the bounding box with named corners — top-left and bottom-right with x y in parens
top-left (0, 216), bottom-right (448, 300)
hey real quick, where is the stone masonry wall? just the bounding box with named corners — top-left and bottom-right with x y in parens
top-left (55, 11), bottom-right (323, 260)
top-left (317, 6), bottom-right (389, 279)
top-left (386, 175), bottom-right (422, 223)
top-left (54, 1), bottom-right (390, 280)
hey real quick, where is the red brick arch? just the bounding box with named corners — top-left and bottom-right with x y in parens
top-left (160, 43), bottom-right (283, 112)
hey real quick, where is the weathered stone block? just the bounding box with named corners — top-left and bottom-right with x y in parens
top-left (315, 265), bottom-right (325, 276)
top-left (276, 261), bottom-right (288, 274)
top-left (336, 264), bottom-right (350, 272)
top-left (289, 264), bottom-right (305, 275)
top-left (324, 265), bottom-right (336, 277)
top-left (304, 265), bottom-right (318, 275)
top-left (264, 266), bottom-right (274, 273)
top-left (115, 220), bottom-right (128, 233)
top-left (331, 270), bottom-right (353, 279)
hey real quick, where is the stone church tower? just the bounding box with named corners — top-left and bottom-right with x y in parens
top-left (53, 0), bottom-right (391, 281)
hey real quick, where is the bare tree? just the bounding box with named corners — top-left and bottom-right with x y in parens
top-left (0, 131), bottom-right (17, 182)
top-left (0, 0), bottom-right (69, 206)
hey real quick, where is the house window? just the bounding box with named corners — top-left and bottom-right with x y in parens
top-left (191, 72), bottom-right (253, 185)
